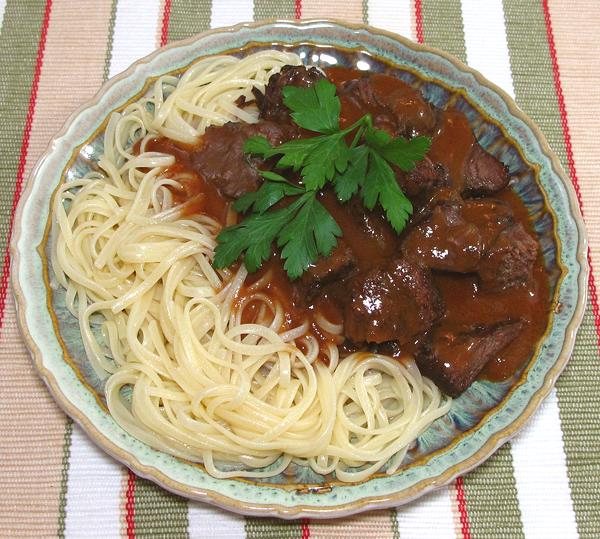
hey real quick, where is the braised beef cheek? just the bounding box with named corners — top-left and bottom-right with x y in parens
top-left (153, 65), bottom-right (549, 397)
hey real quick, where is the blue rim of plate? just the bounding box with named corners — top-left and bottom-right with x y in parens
top-left (10, 19), bottom-right (588, 518)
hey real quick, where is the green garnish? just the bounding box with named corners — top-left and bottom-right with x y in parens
top-left (213, 78), bottom-right (431, 280)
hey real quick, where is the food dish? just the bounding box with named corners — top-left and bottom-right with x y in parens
top-left (11, 20), bottom-right (587, 517)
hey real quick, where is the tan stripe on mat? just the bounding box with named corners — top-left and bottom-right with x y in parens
top-left (0, 293), bottom-right (67, 537)
top-left (1, 1), bottom-right (113, 536)
top-left (310, 510), bottom-right (396, 538)
top-left (301, 0), bottom-right (365, 23)
top-left (548, 0), bottom-right (600, 278)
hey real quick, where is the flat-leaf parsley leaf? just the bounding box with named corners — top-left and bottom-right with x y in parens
top-left (214, 77), bottom-right (431, 279)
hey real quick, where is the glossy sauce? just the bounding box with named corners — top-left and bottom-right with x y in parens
top-left (428, 109), bottom-right (475, 191)
top-left (144, 68), bottom-right (550, 383)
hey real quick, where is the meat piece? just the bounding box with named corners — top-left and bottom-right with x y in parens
top-left (478, 223), bottom-right (538, 290)
top-left (345, 257), bottom-right (443, 344)
top-left (254, 65), bottom-right (325, 123)
top-left (190, 120), bottom-right (297, 199)
top-left (397, 156), bottom-right (449, 199)
top-left (462, 143), bottom-right (510, 196)
top-left (403, 203), bottom-right (484, 273)
top-left (294, 240), bottom-right (356, 304)
top-left (339, 74), bottom-right (437, 137)
top-left (403, 198), bottom-right (513, 273)
top-left (417, 319), bottom-right (524, 396)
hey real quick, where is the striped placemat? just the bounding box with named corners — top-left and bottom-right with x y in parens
top-left (1, 1), bottom-right (598, 537)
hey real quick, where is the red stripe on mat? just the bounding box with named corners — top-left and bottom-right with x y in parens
top-left (542, 0), bottom-right (600, 346)
top-left (455, 477), bottom-right (472, 539)
top-left (0, 0), bottom-right (52, 331)
top-left (295, 0), bottom-right (302, 20)
top-left (160, 0), bottom-right (172, 47)
top-left (301, 517), bottom-right (310, 538)
top-left (414, 0), bottom-right (424, 44)
top-left (125, 470), bottom-right (136, 538)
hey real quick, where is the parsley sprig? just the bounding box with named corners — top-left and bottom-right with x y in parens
top-left (212, 77), bottom-right (431, 280)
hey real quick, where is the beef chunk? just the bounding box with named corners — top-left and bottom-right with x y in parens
top-left (345, 257), bottom-right (443, 344)
top-left (478, 223), bottom-right (538, 290)
top-left (397, 156), bottom-right (449, 199)
top-left (190, 120), bottom-right (297, 199)
top-left (403, 198), bottom-right (513, 274)
top-left (403, 203), bottom-right (484, 273)
top-left (339, 74), bottom-right (437, 137)
top-left (254, 65), bottom-right (325, 123)
top-left (294, 240), bottom-right (356, 304)
top-left (417, 319), bottom-right (524, 396)
top-left (462, 143), bottom-right (510, 196)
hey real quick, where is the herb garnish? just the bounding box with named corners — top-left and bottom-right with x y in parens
top-left (213, 78), bottom-right (431, 279)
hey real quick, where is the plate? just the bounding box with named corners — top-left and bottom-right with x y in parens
top-left (11, 19), bottom-right (588, 518)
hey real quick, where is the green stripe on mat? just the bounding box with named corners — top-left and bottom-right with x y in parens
top-left (253, 0), bottom-right (295, 20)
top-left (102, 0), bottom-right (119, 81)
top-left (461, 445), bottom-right (524, 539)
top-left (166, 0), bottom-right (212, 43)
top-left (390, 508), bottom-right (400, 539)
top-left (57, 420), bottom-right (73, 539)
top-left (245, 518), bottom-right (302, 538)
top-left (554, 302), bottom-right (600, 538)
top-left (420, 2), bottom-right (524, 537)
top-left (0, 0), bottom-right (47, 280)
top-left (503, 3), bottom-right (600, 536)
top-left (133, 477), bottom-right (189, 537)
top-left (420, 0), bottom-right (467, 64)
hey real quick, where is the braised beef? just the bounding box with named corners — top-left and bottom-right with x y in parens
top-left (402, 198), bottom-right (515, 274)
top-left (159, 65), bottom-right (549, 397)
top-left (417, 319), bottom-right (524, 396)
top-left (254, 65), bottom-right (325, 123)
top-left (397, 156), bottom-right (449, 199)
top-left (344, 257), bottom-right (443, 344)
top-left (294, 240), bottom-right (356, 304)
top-left (403, 202), bottom-right (484, 273)
top-left (462, 143), bottom-right (511, 196)
top-left (479, 222), bottom-right (538, 290)
top-left (190, 120), bottom-right (297, 199)
top-left (339, 74), bottom-right (437, 137)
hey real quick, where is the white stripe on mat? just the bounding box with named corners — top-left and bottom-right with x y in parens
top-left (511, 390), bottom-right (579, 539)
top-left (461, 0), bottom-right (514, 95)
top-left (63, 425), bottom-right (123, 538)
top-left (461, 1), bottom-right (578, 538)
top-left (367, 0), bottom-right (413, 39)
top-left (188, 502), bottom-right (246, 538)
top-left (369, 5), bottom-right (458, 534)
top-left (396, 489), bottom-right (457, 539)
top-left (0, 0), bottom-right (7, 33)
top-left (109, 0), bottom-right (162, 78)
top-left (211, 0), bottom-right (254, 29)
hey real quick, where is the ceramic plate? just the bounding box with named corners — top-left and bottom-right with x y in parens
top-left (11, 20), bottom-right (588, 518)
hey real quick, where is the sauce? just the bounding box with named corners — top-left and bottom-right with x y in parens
top-left (145, 137), bottom-right (229, 223)
top-left (428, 109), bottom-right (475, 191)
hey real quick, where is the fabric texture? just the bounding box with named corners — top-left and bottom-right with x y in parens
top-left (0, 0), bottom-right (598, 537)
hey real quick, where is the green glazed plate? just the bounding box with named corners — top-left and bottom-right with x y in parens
top-left (11, 20), bottom-right (587, 518)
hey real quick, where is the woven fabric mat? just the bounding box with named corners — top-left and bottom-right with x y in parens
top-left (1, 0), bottom-right (599, 537)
